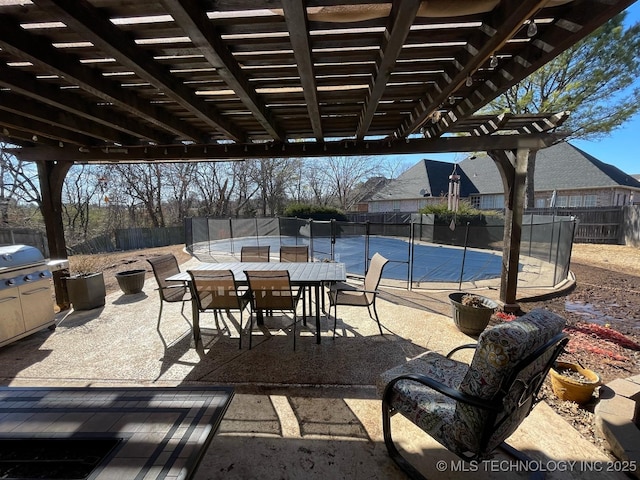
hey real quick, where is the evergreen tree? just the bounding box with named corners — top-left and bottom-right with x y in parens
top-left (487, 12), bottom-right (640, 206)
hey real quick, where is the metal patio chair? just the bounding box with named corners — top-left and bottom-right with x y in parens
top-left (187, 269), bottom-right (250, 348)
top-left (240, 245), bottom-right (270, 262)
top-left (378, 309), bottom-right (569, 479)
top-left (279, 245), bottom-right (309, 263)
top-left (328, 252), bottom-right (389, 337)
top-left (244, 270), bottom-right (303, 350)
top-left (147, 254), bottom-right (190, 325)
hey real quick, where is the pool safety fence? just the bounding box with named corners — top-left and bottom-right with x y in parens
top-left (185, 215), bottom-right (576, 290)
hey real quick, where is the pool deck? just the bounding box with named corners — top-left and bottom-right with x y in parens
top-left (0, 254), bottom-right (629, 480)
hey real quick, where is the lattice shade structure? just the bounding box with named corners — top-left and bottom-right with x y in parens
top-left (0, 0), bottom-right (633, 162)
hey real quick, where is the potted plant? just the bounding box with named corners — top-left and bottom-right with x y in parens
top-left (65, 255), bottom-right (108, 311)
top-left (550, 361), bottom-right (601, 404)
top-left (448, 292), bottom-right (498, 335)
top-left (115, 269), bottom-right (146, 294)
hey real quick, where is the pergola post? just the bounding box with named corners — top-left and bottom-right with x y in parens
top-left (36, 159), bottom-right (72, 311)
top-left (488, 148), bottom-right (531, 311)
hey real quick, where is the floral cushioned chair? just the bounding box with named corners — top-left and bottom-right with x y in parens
top-left (378, 308), bottom-right (569, 479)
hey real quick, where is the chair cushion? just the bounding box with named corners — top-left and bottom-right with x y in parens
top-left (379, 309), bottom-right (567, 458)
top-left (378, 352), bottom-right (469, 448)
top-left (452, 309), bottom-right (566, 452)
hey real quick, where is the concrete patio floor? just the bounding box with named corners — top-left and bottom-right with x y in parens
top-left (0, 256), bottom-right (627, 480)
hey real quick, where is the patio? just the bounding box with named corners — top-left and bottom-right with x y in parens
top-left (0, 255), bottom-right (625, 479)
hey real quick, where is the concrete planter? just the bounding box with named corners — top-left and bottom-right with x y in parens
top-left (66, 272), bottom-right (106, 311)
top-left (115, 269), bottom-right (146, 294)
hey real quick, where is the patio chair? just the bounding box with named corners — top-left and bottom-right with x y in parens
top-left (241, 245), bottom-right (270, 262)
top-left (328, 252), bottom-right (388, 337)
top-left (187, 270), bottom-right (250, 349)
top-left (279, 245), bottom-right (309, 263)
top-left (378, 309), bottom-right (569, 480)
top-left (244, 270), bottom-right (303, 350)
top-left (280, 245), bottom-right (311, 316)
top-left (147, 254), bottom-right (190, 325)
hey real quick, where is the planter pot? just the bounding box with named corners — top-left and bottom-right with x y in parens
top-left (449, 292), bottom-right (498, 336)
top-left (550, 361), bottom-right (601, 404)
top-left (115, 269), bottom-right (146, 294)
top-left (66, 272), bottom-right (106, 311)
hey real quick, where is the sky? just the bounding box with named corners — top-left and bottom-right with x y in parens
top-left (407, 3), bottom-right (640, 175)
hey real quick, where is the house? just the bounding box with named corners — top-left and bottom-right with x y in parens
top-left (366, 142), bottom-right (640, 212)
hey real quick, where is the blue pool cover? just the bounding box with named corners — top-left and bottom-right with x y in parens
top-left (207, 236), bottom-right (508, 283)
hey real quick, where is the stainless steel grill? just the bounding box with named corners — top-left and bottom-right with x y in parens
top-left (0, 244), bottom-right (64, 348)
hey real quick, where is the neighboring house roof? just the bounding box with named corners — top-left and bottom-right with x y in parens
top-left (370, 159), bottom-right (464, 201)
top-left (369, 141), bottom-right (640, 201)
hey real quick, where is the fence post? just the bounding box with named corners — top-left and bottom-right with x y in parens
top-left (548, 214), bottom-right (556, 262)
top-left (552, 220), bottom-right (562, 287)
top-left (458, 223), bottom-right (470, 291)
top-left (364, 221), bottom-right (371, 275)
top-left (408, 222), bottom-right (415, 290)
top-left (229, 218), bottom-right (234, 255)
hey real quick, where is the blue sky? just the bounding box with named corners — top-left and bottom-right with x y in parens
top-left (409, 3), bottom-right (640, 175)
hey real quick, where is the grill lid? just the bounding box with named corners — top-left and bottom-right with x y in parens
top-left (0, 244), bottom-right (46, 270)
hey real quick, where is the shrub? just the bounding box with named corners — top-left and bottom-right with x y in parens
top-left (419, 200), bottom-right (503, 226)
top-left (283, 203), bottom-right (347, 221)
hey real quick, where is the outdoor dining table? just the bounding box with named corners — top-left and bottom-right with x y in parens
top-left (167, 261), bottom-right (347, 345)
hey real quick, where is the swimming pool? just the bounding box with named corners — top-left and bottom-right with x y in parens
top-left (201, 235), bottom-right (508, 283)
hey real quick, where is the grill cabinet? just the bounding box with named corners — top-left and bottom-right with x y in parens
top-left (0, 245), bottom-right (58, 347)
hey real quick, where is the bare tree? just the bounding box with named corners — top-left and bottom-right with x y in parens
top-left (163, 163), bottom-right (196, 223)
top-left (0, 142), bottom-right (42, 226)
top-left (249, 158), bottom-right (298, 216)
top-left (324, 156), bottom-right (380, 211)
top-left (113, 164), bottom-right (165, 227)
top-left (61, 164), bottom-right (103, 244)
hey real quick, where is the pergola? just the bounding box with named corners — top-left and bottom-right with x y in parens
top-left (0, 0), bottom-right (634, 311)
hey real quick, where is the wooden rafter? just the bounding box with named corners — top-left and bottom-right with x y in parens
top-left (281, 0), bottom-right (323, 141)
top-left (422, 0), bottom-right (634, 139)
top-left (356, 0), bottom-right (421, 140)
top-left (0, 92), bottom-right (140, 145)
top-left (31, 0), bottom-right (245, 142)
top-left (0, 16), bottom-right (201, 142)
top-left (162, 0), bottom-right (283, 141)
top-left (399, 0), bottom-right (548, 138)
top-left (0, 64), bottom-right (169, 144)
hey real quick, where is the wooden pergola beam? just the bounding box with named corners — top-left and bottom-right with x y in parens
top-left (163, 0), bottom-right (284, 141)
top-left (355, 0), bottom-right (421, 139)
top-left (0, 11), bottom-right (205, 142)
top-left (282, 0), bottom-right (323, 141)
top-left (11, 133), bottom-right (564, 163)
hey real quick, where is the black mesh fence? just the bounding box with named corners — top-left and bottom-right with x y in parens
top-left (185, 215), bottom-right (576, 289)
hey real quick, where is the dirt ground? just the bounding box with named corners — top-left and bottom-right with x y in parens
top-left (519, 243), bottom-right (640, 455)
top-left (68, 243), bottom-right (640, 456)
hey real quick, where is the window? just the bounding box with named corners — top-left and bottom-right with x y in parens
top-left (535, 198), bottom-right (546, 208)
top-left (479, 194), bottom-right (504, 210)
top-left (392, 200), bottom-right (400, 212)
top-left (555, 196), bottom-right (568, 207)
top-left (469, 195), bottom-right (480, 208)
top-left (583, 195), bottom-right (597, 207)
top-left (569, 195), bottom-right (582, 207)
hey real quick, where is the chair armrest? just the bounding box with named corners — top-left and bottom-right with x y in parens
top-left (333, 287), bottom-right (379, 294)
top-left (446, 344), bottom-right (477, 359)
top-left (382, 373), bottom-right (501, 413)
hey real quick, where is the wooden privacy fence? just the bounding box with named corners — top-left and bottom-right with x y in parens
top-left (526, 207), bottom-right (625, 244)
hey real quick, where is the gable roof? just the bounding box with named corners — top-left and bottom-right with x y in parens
top-left (371, 141), bottom-right (640, 201)
top-left (459, 141), bottom-right (640, 194)
top-left (370, 159), bottom-right (453, 201)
